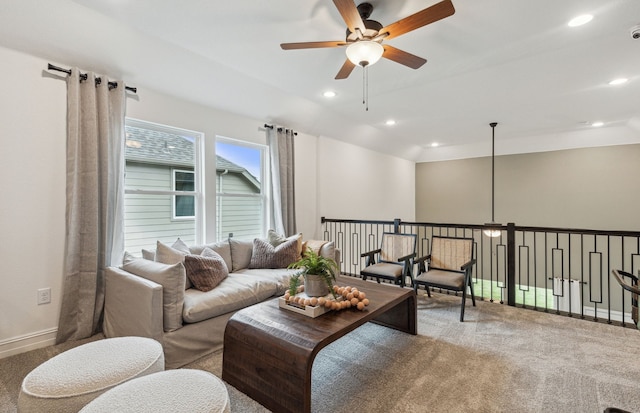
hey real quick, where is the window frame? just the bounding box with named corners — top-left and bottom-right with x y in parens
top-left (124, 118), bottom-right (205, 247)
top-left (215, 136), bottom-right (268, 240)
top-left (171, 168), bottom-right (196, 220)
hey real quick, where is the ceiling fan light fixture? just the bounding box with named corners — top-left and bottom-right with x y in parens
top-left (345, 40), bottom-right (384, 67)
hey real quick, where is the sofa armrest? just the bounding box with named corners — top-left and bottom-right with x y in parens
top-left (103, 266), bottom-right (164, 343)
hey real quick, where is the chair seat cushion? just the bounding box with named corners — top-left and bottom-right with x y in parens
top-left (361, 262), bottom-right (403, 279)
top-left (415, 269), bottom-right (465, 290)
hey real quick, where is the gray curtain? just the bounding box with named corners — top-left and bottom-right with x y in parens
top-left (56, 69), bottom-right (126, 343)
top-left (267, 127), bottom-right (297, 236)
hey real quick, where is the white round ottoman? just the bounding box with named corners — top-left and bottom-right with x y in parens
top-left (18, 337), bottom-right (164, 413)
top-left (79, 369), bottom-right (231, 413)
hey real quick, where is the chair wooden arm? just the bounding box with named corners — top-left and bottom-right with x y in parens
top-left (461, 259), bottom-right (476, 271)
top-left (612, 269), bottom-right (640, 295)
top-left (396, 252), bottom-right (416, 263)
top-left (360, 248), bottom-right (381, 258)
top-left (360, 248), bottom-right (381, 267)
top-left (415, 254), bottom-right (430, 265)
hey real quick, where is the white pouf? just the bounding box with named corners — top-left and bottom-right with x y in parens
top-left (18, 337), bottom-right (164, 413)
top-left (79, 369), bottom-right (231, 413)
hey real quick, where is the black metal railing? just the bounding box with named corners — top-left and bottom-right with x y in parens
top-left (321, 217), bottom-right (640, 328)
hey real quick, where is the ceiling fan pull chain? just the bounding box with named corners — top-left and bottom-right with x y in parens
top-left (363, 65), bottom-right (369, 111)
top-left (362, 65), bottom-right (366, 107)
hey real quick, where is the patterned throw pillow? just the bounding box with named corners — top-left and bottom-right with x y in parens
top-left (183, 248), bottom-right (229, 292)
top-left (249, 237), bottom-right (300, 269)
top-left (267, 230), bottom-right (303, 258)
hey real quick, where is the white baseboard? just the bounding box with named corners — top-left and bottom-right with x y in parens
top-left (582, 306), bottom-right (636, 325)
top-left (0, 328), bottom-right (58, 360)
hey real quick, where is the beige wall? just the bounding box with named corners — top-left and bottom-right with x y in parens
top-left (416, 144), bottom-right (640, 231)
top-left (0, 45), bottom-right (415, 357)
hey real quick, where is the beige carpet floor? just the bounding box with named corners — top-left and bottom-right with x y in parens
top-left (2, 292), bottom-right (640, 412)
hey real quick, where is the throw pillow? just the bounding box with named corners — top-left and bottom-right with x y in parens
top-left (248, 237), bottom-right (300, 269)
top-left (156, 239), bottom-right (192, 289)
top-left (188, 240), bottom-right (233, 272)
top-left (121, 259), bottom-right (186, 332)
top-left (184, 248), bottom-right (229, 292)
top-left (141, 249), bottom-right (156, 261)
top-left (122, 251), bottom-right (139, 264)
top-left (229, 238), bottom-right (254, 272)
top-left (268, 230), bottom-right (303, 258)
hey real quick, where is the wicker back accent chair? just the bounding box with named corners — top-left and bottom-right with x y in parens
top-left (414, 236), bottom-right (476, 321)
top-left (360, 233), bottom-right (417, 288)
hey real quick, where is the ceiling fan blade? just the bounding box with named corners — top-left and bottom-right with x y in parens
top-left (335, 59), bottom-right (356, 79)
top-left (378, 0), bottom-right (455, 41)
top-left (332, 0), bottom-right (366, 35)
top-left (281, 41), bottom-right (346, 50)
top-left (382, 45), bottom-right (427, 69)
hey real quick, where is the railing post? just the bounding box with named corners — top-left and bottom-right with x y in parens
top-left (507, 222), bottom-right (516, 306)
top-left (393, 218), bottom-right (401, 234)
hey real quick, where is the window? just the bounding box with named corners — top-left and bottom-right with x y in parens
top-left (172, 169), bottom-right (195, 219)
top-left (124, 119), bottom-right (203, 255)
top-left (215, 138), bottom-right (266, 240)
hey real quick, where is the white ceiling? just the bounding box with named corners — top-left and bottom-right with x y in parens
top-left (1, 0), bottom-right (639, 161)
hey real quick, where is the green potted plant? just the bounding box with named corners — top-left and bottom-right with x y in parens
top-left (288, 247), bottom-right (339, 297)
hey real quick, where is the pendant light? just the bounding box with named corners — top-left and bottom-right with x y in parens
top-left (484, 122), bottom-right (501, 237)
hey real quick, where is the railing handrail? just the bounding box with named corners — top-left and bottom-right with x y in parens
top-left (321, 217), bottom-right (640, 328)
top-left (322, 217), bottom-right (640, 237)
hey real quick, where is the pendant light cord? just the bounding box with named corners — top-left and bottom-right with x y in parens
top-left (490, 122), bottom-right (498, 222)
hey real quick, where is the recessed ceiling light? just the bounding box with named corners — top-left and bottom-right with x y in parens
top-left (568, 14), bottom-right (593, 27)
top-left (608, 78), bottom-right (628, 86)
top-left (431, 142), bottom-right (439, 147)
top-left (591, 121), bottom-right (604, 127)
top-left (385, 119), bottom-right (396, 126)
top-left (323, 91), bottom-right (337, 98)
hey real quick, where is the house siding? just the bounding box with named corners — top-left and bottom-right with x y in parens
top-left (124, 162), bottom-right (196, 254)
top-left (217, 171), bottom-right (262, 240)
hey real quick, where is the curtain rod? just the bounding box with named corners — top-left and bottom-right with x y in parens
top-left (47, 63), bottom-right (137, 93)
top-left (263, 123), bottom-right (297, 136)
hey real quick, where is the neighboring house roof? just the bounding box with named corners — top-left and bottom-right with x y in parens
top-left (125, 125), bottom-right (194, 167)
top-left (125, 125), bottom-right (260, 190)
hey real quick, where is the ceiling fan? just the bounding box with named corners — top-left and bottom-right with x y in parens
top-left (280, 0), bottom-right (455, 80)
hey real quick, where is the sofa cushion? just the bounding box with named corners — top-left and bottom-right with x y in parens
top-left (122, 259), bottom-right (185, 332)
top-left (248, 237), bottom-right (300, 269)
top-left (182, 272), bottom-right (284, 323)
top-left (229, 238), bottom-right (254, 272)
top-left (188, 240), bottom-right (232, 273)
top-left (184, 248), bottom-right (229, 292)
top-left (234, 268), bottom-right (300, 295)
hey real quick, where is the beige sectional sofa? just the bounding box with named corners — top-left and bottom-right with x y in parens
top-left (103, 236), bottom-right (338, 368)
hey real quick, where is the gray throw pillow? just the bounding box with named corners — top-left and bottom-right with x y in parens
top-left (248, 237), bottom-right (300, 269)
top-left (156, 239), bottom-right (192, 289)
top-left (184, 248), bottom-right (229, 292)
top-left (229, 238), bottom-right (254, 272)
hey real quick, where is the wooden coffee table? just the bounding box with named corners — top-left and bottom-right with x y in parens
top-left (222, 275), bottom-right (416, 413)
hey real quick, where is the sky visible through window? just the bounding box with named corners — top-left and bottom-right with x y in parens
top-left (216, 141), bottom-right (261, 181)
